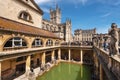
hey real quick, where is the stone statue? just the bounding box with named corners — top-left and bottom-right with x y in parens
top-left (99, 34), bottom-right (103, 48)
top-left (109, 23), bottom-right (119, 56)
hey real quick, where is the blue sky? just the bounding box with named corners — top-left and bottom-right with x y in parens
top-left (35, 0), bottom-right (120, 34)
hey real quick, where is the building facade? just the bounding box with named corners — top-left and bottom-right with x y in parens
top-left (0, 1), bottom-right (119, 80)
top-left (74, 28), bottom-right (96, 42)
top-left (0, 0), bottom-right (63, 79)
top-left (42, 6), bottom-right (73, 42)
top-left (0, 0), bottom-right (43, 28)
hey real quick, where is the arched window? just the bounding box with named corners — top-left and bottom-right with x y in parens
top-left (32, 39), bottom-right (43, 47)
top-left (4, 37), bottom-right (27, 48)
top-left (18, 11), bottom-right (32, 22)
top-left (46, 39), bottom-right (53, 46)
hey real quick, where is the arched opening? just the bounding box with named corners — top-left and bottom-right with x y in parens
top-left (32, 39), bottom-right (43, 48)
top-left (18, 11), bottom-right (32, 22)
top-left (46, 39), bottom-right (53, 46)
top-left (4, 37), bottom-right (27, 51)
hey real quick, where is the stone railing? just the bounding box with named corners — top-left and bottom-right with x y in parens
top-left (60, 44), bottom-right (92, 47)
top-left (94, 46), bottom-right (120, 80)
top-left (3, 46), bottom-right (28, 51)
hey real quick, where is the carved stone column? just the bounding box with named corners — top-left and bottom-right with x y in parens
top-left (42, 52), bottom-right (46, 66)
top-left (51, 50), bottom-right (55, 60)
top-left (26, 55), bottom-right (31, 72)
top-left (80, 50), bottom-right (83, 64)
top-left (58, 48), bottom-right (61, 61)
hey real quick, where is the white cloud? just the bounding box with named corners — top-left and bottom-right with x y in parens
top-left (35, 0), bottom-right (51, 4)
top-left (96, 0), bottom-right (120, 6)
top-left (41, 7), bottom-right (49, 13)
top-left (79, 0), bottom-right (88, 5)
top-left (34, 0), bottom-right (54, 13)
top-left (101, 12), bottom-right (111, 18)
top-left (65, 0), bottom-right (88, 5)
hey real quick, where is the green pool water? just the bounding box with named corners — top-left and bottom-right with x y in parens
top-left (37, 62), bottom-right (91, 80)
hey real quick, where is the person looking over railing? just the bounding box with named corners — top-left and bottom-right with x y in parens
top-left (108, 23), bottom-right (119, 56)
top-left (103, 39), bottom-right (108, 51)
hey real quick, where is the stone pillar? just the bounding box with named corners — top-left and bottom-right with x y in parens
top-left (68, 49), bottom-right (71, 61)
top-left (26, 55), bottom-right (31, 72)
top-left (108, 57), bottom-right (112, 69)
top-left (51, 50), bottom-right (55, 60)
top-left (27, 38), bottom-right (32, 48)
top-left (95, 57), bottom-right (99, 77)
top-left (58, 48), bottom-right (61, 61)
top-left (42, 52), bottom-right (46, 66)
top-left (100, 64), bottom-right (103, 80)
top-left (80, 50), bottom-right (83, 64)
top-left (43, 39), bottom-right (47, 47)
top-left (0, 60), bottom-right (2, 80)
top-left (0, 46), bottom-right (2, 52)
top-left (10, 59), bottom-right (16, 71)
top-left (0, 36), bottom-right (3, 51)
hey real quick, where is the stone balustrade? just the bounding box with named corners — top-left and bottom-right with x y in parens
top-left (94, 46), bottom-right (120, 80)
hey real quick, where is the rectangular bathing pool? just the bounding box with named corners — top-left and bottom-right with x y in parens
top-left (37, 62), bottom-right (92, 80)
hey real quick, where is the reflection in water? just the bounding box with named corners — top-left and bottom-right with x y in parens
top-left (81, 65), bottom-right (83, 79)
top-left (58, 63), bottom-right (61, 72)
top-left (51, 69), bottom-right (53, 80)
top-left (69, 63), bottom-right (71, 74)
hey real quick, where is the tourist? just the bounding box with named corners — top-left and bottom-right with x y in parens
top-left (103, 39), bottom-right (107, 51)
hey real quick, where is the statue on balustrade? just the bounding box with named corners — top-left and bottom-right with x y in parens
top-left (92, 37), bottom-right (96, 46)
top-left (109, 23), bottom-right (119, 56)
top-left (99, 34), bottom-right (104, 48)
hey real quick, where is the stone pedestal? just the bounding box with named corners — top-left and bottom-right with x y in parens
top-left (28, 72), bottom-right (36, 80)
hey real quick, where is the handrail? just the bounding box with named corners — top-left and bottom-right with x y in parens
top-left (94, 46), bottom-right (120, 80)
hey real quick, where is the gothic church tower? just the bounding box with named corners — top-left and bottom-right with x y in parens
top-left (50, 5), bottom-right (61, 24)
